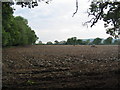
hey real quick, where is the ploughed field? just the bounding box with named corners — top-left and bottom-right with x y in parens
top-left (2, 45), bottom-right (120, 88)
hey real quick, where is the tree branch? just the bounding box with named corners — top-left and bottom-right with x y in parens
top-left (72, 0), bottom-right (78, 17)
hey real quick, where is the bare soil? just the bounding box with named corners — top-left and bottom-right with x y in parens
top-left (2, 45), bottom-right (120, 89)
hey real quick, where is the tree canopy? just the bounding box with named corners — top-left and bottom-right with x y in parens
top-left (103, 37), bottom-right (113, 45)
top-left (92, 37), bottom-right (102, 45)
top-left (2, 3), bottom-right (38, 47)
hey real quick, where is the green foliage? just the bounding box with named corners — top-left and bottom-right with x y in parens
top-left (44, 37), bottom-right (116, 45)
top-left (92, 38), bottom-right (102, 45)
top-left (54, 40), bottom-right (59, 45)
top-left (2, 3), bottom-right (38, 47)
top-left (67, 37), bottom-right (77, 45)
top-left (36, 41), bottom-right (44, 45)
top-left (76, 39), bottom-right (83, 45)
top-left (85, 39), bottom-right (91, 45)
top-left (66, 37), bottom-right (91, 45)
top-left (16, 0), bottom-right (51, 8)
top-left (2, 28), bottom-right (11, 46)
top-left (113, 39), bottom-right (119, 45)
top-left (103, 37), bottom-right (113, 45)
top-left (46, 41), bottom-right (53, 45)
top-left (59, 41), bottom-right (67, 45)
top-left (88, 1), bottom-right (120, 38)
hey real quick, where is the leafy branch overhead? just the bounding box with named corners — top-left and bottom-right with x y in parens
top-left (67, 0), bottom-right (120, 38)
top-left (16, 0), bottom-right (52, 8)
top-left (87, 1), bottom-right (120, 38)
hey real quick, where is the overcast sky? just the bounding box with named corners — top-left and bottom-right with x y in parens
top-left (13, 0), bottom-right (110, 43)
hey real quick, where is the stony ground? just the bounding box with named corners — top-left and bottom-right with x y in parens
top-left (2, 45), bottom-right (120, 89)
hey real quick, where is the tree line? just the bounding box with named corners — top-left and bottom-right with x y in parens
top-left (38, 37), bottom-right (119, 45)
top-left (2, 3), bottom-right (38, 47)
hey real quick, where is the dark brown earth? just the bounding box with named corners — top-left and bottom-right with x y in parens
top-left (2, 45), bottom-right (120, 89)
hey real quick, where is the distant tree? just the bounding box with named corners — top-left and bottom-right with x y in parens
top-left (67, 38), bottom-right (93, 45)
top-left (38, 41), bottom-right (42, 45)
top-left (92, 38), bottom-right (102, 45)
top-left (59, 41), bottom-right (67, 45)
top-left (54, 40), bottom-right (59, 45)
top-left (113, 39), bottom-right (119, 45)
top-left (82, 41), bottom-right (87, 45)
top-left (76, 39), bottom-right (83, 45)
top-left (103, 37), bottom-right (113, 45)
top-left (85, 39), bottom-right (91, 45)
top-left (72, 37), bottom-right (77, 46)
top-left (67, 37), bottom-right (77, 45)
top-left (67, 38), bottom-right (72, 45)
top-left (46, 41), bottom-right (53, 45)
